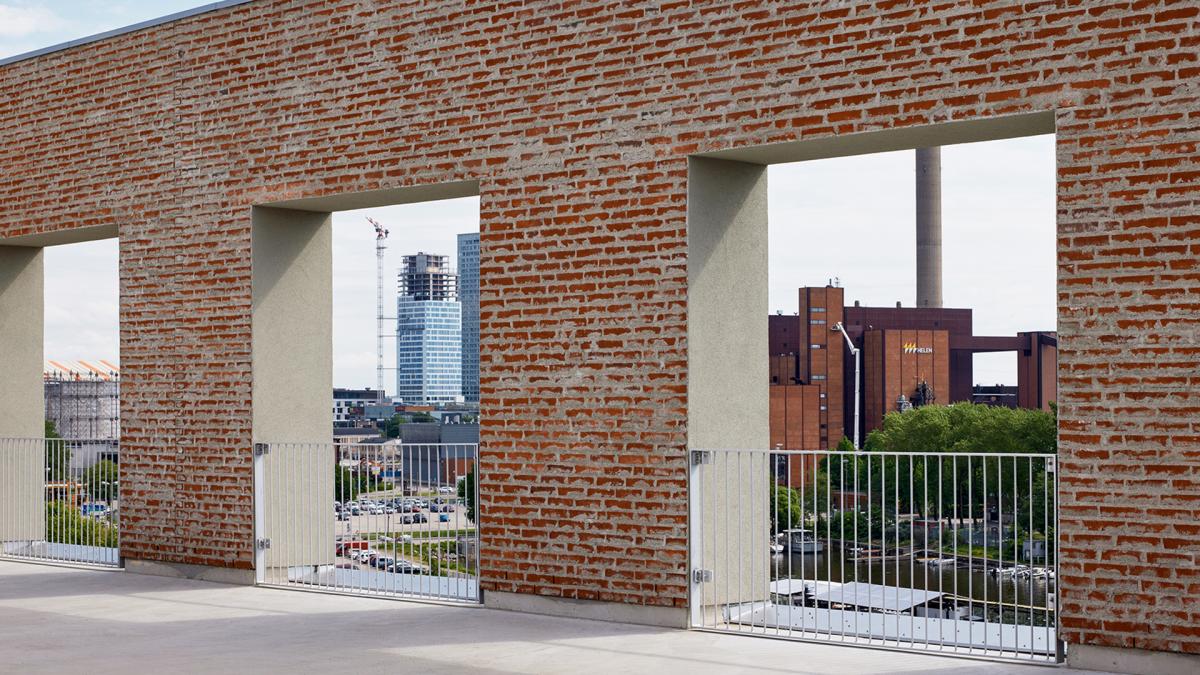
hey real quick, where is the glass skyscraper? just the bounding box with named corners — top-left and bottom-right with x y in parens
top-left (396, 253), bottom-right (462, 405)
top-left (457, 233), bottom-right (480, 403)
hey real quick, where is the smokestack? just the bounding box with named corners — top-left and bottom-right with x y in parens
top-left (916, 146), bottom-right (942, 308)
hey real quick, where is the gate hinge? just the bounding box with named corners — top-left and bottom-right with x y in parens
top-left (256, 538), bottom-right (272, 550)
top-left (254, 443), bottom-right (269, 456)
top-left (692, 568), bottom-right (713, 584)
top-left (691, 450), bottom-right (713, 466)
top-left (1045, 457), bottom-right (1056, 474)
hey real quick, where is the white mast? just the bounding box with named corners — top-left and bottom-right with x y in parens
top-left (366, 217), bottom-right (390, 402)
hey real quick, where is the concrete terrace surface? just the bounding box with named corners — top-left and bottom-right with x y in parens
top-left (0, 561), bottom-right (1104, 675)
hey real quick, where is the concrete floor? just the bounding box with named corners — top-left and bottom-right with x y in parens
top-left (0, 561), bottom-right (1106, 675)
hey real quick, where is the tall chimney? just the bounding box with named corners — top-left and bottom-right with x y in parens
top-left (916, 146), bottom-right (943, 308)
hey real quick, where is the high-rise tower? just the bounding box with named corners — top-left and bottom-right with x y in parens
top-left (457, 233), bottom-right (480, 404)
top-left (396, 253), bottom-right (462, 405)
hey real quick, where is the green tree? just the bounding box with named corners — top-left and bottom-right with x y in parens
top-left (772, 483), bottom-right (804, 533)
top-left (385, 414), bottom-right (405, 439)
top-left (82, 460), bottom-right (119, 502)
top-left (46, 501), bottom-right (117, 548)
top-left (850, 403), bottom-right (1057, 547)
top-left (44, 420), bottom-right (69, 482)
top-left (457, 470), bottom-right (476, 523)
top-left (335, 466), bottom-right (362, 502)
top-left (411, 412), bottom-right (436, 423)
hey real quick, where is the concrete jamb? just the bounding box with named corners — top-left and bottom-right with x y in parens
top-left (687, 157), bottom-right (771, 614)
top-left (0, 246), bottom-right (45, 542)
top-left (251, 207), bottom-right (334, 572)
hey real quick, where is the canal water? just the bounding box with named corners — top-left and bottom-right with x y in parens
top-left (772, 548), bottom-right (1054, 612)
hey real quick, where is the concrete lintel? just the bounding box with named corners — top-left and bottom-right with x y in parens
top-left (697, 111), bottom-right (1055, 166)
top-left (1067, 643), bottom-right (1200, 675)
top-left (0, 224), bottom-right (118, 248)
top-left (262, 180), bottom-right (480, 213)
top-left (484, 590), bottom-right (688, 629)
top-left (124, 559), bottom-right (256, 586)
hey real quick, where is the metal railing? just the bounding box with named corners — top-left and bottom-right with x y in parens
top-left (689, 448), bottom-right (1060, 663)
top-left (0, 438), bottom-right (121, 568)
top-left (254, 442), bottom-right (480, 604)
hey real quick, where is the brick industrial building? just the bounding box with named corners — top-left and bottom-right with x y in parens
top-left (0, 2), bottom-right (1197, 672)
top-left (771, 286), bottom-right (1058, 455)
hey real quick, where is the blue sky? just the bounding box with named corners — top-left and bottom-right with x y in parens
top-left (0, 1), bottom-right (210, 60)
top-left (9, 2), bottom-right (1056, 388)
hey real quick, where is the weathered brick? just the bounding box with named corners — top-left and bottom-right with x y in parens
top-left (0, 0), bottom-right (1197, 653)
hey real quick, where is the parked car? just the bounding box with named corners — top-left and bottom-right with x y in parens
top-left (437, 486), bottom-right (455, 495)
top-left (387, 561), bottom-right (424, 574)
top-left (401, 513), bottom-right (427, 524)
top-left (372, 556), bottom-right (395, 570)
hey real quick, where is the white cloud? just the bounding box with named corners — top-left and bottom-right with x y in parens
top-left (0, 3), bottom-right (66, 38)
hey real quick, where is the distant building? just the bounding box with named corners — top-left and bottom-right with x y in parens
top-left (333, 388), bottom-right (389, 428)
top-left (44, 360), bottom-right (120, 441)
top-left (769, 284), bottom-right (1057, 474)
top-left (396, 253), bottom-right (463, 405)
top-left (457, 233), bottom-right (480, 404)
top-left (862, 328), bottom-right (951, 432)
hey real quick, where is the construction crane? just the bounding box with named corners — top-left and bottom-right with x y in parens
top-left (366, 217), bottom-right (390, 402)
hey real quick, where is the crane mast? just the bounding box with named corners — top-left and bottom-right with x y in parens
top-left (366, 217), bottom-right (390, 403)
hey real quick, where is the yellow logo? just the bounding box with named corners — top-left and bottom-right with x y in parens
top-left (902, 342), bottom-right (933, 354)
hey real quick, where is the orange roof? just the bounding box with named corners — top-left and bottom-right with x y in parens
top-left (44, 360), bottom-right (120, 381)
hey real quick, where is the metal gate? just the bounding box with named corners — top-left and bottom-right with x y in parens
top-left (688, 448), bottom-right (1061, 663)
top-left (254, 441), bottom-right (479, 603)
top-left (0, 437), bottom-right (121, 568)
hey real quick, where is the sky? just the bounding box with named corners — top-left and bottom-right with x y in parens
top-left (19, 2), bottom-right (1056, 388)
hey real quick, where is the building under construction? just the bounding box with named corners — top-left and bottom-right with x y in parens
top-left (44, 360), bottom-right (120, 441)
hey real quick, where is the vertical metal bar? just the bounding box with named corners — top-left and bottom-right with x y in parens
top-left (705, 449), bottom-right (713, 629)
top-left (983, 457), bottom-right (990, 654)
top-left (922, 453), bottom-right (930, 650)
top-left (953, 454), bottom-right (959, 654)
top-left (736, 450), bottom-right (743, 631)
top-left (825, 451), bottom-right (833, 642)
top-left (254, 443), bottom-right (265, 584)
top-left (997, 456), bottom-right (1004, 656)
top-left (795, 451), bottom-right (803, 637)
top-left (850, 451), bottom-right (858, 643)
top-left (1012, 455), bottom-right (1018, 659)
top-left (1028, 456), bottom-right (1035, 661)
top-left (894, 454), bottom-right (901, 648)
top-left (865, 453), bottom-right (872, 643)
top-left (1041, 451), bottom-right (1051, 658)
top-left (1053, 456), bottom-right (1062, 663)
top-left (937, 454), bottom-right (944, 651)
top-left (907, 452), bottom-right (914, 647)
top-left (966, 455), bottom-right (974, 654)
top-left (721, 451), bottom-right (728, 630)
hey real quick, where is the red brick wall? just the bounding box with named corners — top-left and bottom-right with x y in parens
top-left (1, 0), bottom-right (1197, 653)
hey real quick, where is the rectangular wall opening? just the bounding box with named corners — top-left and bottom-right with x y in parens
top-left (688, 113), bottom-right (1064, 663)
top-left (251, 182), bottom-right (482, 602)
top-left (0, 231), bottom-right (121, 568)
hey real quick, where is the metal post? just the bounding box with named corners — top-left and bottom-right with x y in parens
top-left (831, 322), bottom-right (861, 448)
top-left (253, 442), bottom-right (266, 584)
